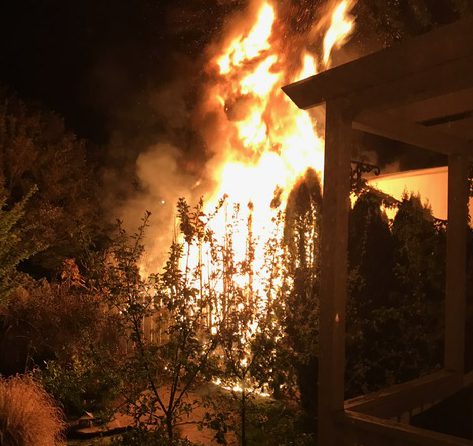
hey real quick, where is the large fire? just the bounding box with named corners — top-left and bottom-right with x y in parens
top-left (135, 0), bottom-right (357, 337)
top-left (195, 0), bottom-right (356, 271)
top-left (178, 0), bottom-right (357, 394)
top-left (136, 0), bottom-right (357, 395)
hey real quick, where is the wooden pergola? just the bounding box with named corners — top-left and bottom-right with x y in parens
top-left (283, 15), bottom-right (473, 446)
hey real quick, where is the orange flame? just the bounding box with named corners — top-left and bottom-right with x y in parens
top-left (216, 2), bottom-right (275, 75)
top-left (323, 0), bottom-right (356, 66)
top-left (202, 1), bottom-right (351, 261)
top-left (206, 0), bottom-right (356, 213)
top-left (180, 0), bottom-right (356, 326)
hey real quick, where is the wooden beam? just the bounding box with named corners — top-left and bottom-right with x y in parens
top-left (349, 56), bottom-right (473, 115)
top-left (465, 370), bottom-right (473, 387)
top-left (445, 155), bottom-right (469, 373)
top-left (342, 411), bottom-right (473, 446)
top-left (353, 111), bottom-right (473, 156)
top-left (282, 16), bottom-right (473, 111)
top-left (345, 370), bottom-right (463, 419)
top-left (318, 99), bottom-right (352, 446)
top-left (387, 87), bottom-right (473, 123)
top-left (430, 117), bottom-right (473, 142)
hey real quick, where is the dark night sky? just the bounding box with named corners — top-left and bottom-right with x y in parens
top-left (0, 0), bottom-right (465, 170)
top-left (0, 0), bottom-right (240, 145)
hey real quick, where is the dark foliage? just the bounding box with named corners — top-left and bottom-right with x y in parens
top-left (346, 190), bottom-right (445, 397)
top-left (280, 168), bottom-right (322, 416)
top-left (346, 189), bottom-right (396, 394)
top-left (353, 0), bottom-right (473, 49)
top-left (0, 185), bottom-right (39, 302)
top-left (0, 87), bottom-right (104, 277)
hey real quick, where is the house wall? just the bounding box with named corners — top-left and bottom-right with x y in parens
top-left (367, 166), bottom-right (473, 221)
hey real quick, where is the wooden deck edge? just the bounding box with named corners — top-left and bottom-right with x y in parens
top-left (344, 370), bottom-right (463, 418)
top-left (342, 410), bottom-right (473, 446)
top-left (465, 370), bottom-right (473, 387)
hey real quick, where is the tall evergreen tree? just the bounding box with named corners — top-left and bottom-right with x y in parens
top-left (280, 168), bottom-right (322, 414)
top-left (346, 188), bottom-right (395, 396)
top-left (389, 193), bottom-right (445, 377)
top-left (346, 191), bottom-right (445, 396)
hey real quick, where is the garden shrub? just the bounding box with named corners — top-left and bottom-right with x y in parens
top-left (39, 349), bottom-right (121, 417)
top-left (0, 375), bottom-right (65, 446)
top-left (111, 429), bottom-right (195, 446)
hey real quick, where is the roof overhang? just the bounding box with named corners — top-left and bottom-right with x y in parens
top-left (283, 16), bottom-right (473, 157)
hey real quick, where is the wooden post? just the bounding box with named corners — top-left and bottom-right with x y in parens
top-left (444, 154), bottom-right (468, 373)
top-left (318, 99), bottom-right (353, 446)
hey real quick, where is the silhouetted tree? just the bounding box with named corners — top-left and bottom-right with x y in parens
top-left (346, 188), bottom-right (396, 395)
top-left (0, 87), bottom-right (102, 276)
top-left (389, 193), bottom-right (445, 377)
top-left (346, 190), bottom-right (445, 396)
top-left (279, 168), bottom-right (322, 415)
top-left (0, 185), bottom-right (39, 303)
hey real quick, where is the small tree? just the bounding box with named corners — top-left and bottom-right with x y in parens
top-left (209, 200), bottom-right (283, 446)
top-left (101, 209), bottom-right (219, 443)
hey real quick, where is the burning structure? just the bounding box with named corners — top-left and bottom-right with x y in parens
top-left (284, 13), bottom-right (473, 446)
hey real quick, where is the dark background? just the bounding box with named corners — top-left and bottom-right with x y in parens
top-left (0, 0), bottom-right (471, 169)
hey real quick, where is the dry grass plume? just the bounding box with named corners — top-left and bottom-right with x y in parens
top-left (0, 375), bottom-right (65, 446)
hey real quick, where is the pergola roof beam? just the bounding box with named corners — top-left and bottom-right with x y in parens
top-left (282, 16), bottom-right (473, 112)
top-left (391, 87), bottom-right (473, 124)
top-left (353, 111), bottom-right (473, 156)
top-left (348, 56), bottom-right (473, 114)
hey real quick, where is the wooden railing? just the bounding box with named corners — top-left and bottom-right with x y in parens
top-left (345, 370), bottom-right (463, 419)
top-left (339, 369), bottom-right (473, 446)
top-left (464, 370), bottom-right (473, 387)
top-left (341, 410), bottom-right (472, 446)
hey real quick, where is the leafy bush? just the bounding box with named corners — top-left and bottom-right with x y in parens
top-left (245, 399), bottom-right (316, 446)
top-left (39, 352), bottom-right (121, 417)
top-left (111, 429), bottom-right (195, 446)
top-left (0, 375), bottom-right (65, 446)
top-left (0, 267), bottom-right (104, 375)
